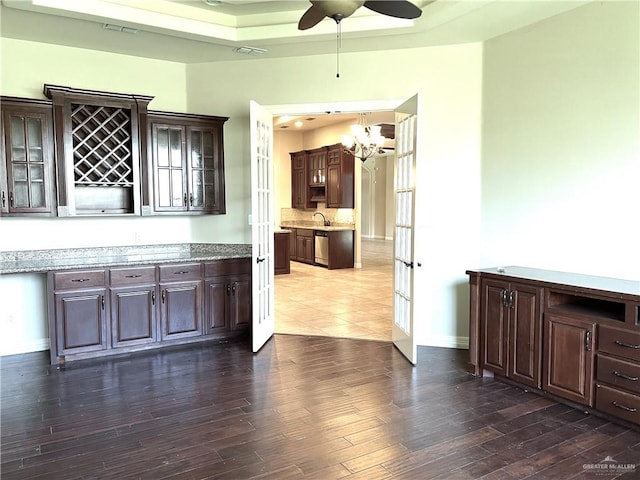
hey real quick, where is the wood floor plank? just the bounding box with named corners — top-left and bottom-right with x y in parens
top-left (2, 335), bottom-right (638, 480)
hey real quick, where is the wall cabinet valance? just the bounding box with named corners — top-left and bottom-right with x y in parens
top-left (0, 85), bottom-right (229, 217)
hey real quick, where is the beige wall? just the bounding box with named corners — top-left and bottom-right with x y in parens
top-left (481, 1), bottom-right (639, 281)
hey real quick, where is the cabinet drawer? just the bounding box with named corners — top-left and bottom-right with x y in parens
top-left (599, 326), bottom-right (640, 361)
top-left (597, 355), bottom-right (640, 394)
top-left (110, 266), bottom-right (156, 286)
top-left (204, 259), bottom-right (250, 278)
top-left (595, 384), bottom-right (640, 425)
top-left (158, 263), bottom-right (201, 282)
top-left (296, 228), bottom-right (314, 238)
top-left (53, 270), bottom-right (106, 290)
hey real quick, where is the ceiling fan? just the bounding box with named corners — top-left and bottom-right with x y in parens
top-left (298, 0), bottom-right (422, 30)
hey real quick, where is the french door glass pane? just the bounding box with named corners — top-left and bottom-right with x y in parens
top-left (13, 164), bottom-right (28, 181)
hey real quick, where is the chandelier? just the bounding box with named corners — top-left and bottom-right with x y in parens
top-left (341, 113), bottom-right (387, 162)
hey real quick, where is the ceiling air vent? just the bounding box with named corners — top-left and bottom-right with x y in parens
top-left (233, 46), bottom-right (267, 56)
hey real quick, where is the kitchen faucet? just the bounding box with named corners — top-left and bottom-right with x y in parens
top-left (313, 212), bottom-right (330, 226)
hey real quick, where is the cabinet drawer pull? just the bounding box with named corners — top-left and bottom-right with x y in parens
top-left (71, 278), bottom-right (91, 283)
top-left (611, 401), bottom-right (637, 413)
top-left (614, 340), bottom-right (640, 349)
top-left (173, 271), bottom-right (189, 275)
top-left (613, 371), bottom-right (639, 381)
top-left (585, 330), bottom-right (591, 352)
top-left (125, 274), bottom-right (142, 278)
top-left (501, 289), bottom-right (508, 307)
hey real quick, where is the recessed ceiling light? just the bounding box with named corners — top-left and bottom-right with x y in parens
top-left (294, 121), bottom-right (303, 128)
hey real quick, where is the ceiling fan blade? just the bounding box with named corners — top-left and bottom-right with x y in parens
top-left (363, 0), bottom-right (422, 19)
top-left (298, 5), bottom-right (327, 30)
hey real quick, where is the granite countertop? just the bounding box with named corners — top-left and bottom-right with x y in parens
top-left (0, 243), bottom-right (252, 274)
top-left (279, 221), bottom-right (355, 232)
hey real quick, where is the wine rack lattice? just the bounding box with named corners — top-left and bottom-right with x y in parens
top-left (71, 104), bottom-right (133, 186)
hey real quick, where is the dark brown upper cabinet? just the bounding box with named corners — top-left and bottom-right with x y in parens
top-left (147, 111), bottom-right (228, 215)
top-left (1, 97), bottom-right (56, 216)
top-left (326, 143), bottom-right (354, 209)
top-left (44, 84), bottom-right (154, 216)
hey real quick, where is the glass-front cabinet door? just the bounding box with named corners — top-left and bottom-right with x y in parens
top-left (151, 123), bottom-right (187, 212)
top-left (1, 101), bottom-right (55, 216)
top-left (188, 126), bottom-right (224, 213)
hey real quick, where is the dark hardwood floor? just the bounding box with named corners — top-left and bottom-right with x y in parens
top-left (1, 335), bottom-right (639, 479)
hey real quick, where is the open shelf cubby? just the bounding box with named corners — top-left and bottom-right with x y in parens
top-left (547, 290), bottom-right (626, 323)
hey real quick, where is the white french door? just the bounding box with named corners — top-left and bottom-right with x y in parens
top-left (250, 100), bottom-right (275, 352)
top-left (392, 95), bottom-right (419, 364)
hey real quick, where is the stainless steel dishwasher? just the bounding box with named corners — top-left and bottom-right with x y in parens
top-left (314, 231), bottom-right (328, 266)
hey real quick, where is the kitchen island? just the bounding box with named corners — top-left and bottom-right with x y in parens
top-left (280, 222), bottom-right (354, 269)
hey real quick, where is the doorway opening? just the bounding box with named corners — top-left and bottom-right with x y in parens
top-left (272, 107), bottom-right (396, 341)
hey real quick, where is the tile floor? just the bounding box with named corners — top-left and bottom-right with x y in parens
top-left (274, 238), bottom-right (393, 341)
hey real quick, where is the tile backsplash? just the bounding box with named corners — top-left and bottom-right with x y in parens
top-left (280, 207), bottom-right (354, 226)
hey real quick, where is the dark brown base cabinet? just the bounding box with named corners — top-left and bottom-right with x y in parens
top-left (204, 259), bottom-right (251, 334)
top-left (48, 258), bottom-right (250, 365)
top-left (468, 266), bottom-right (640, 427)
top-left (274, 231), bottom-right (291, 275)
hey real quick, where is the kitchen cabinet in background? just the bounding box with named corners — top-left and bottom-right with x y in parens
top-left (204, 259), bottom-right (251, 334)
top-left (159, 263), bottom-right (203, 340)
top-left (274, 231), bottom-right (291, 275)
top-left (326, 144), bottom-right (354, 209)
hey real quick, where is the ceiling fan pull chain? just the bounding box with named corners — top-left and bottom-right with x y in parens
top-left (336, 20), bottom-right (341, 78)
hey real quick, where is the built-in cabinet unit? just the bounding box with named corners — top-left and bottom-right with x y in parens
top-left (326, 144), bottom-right (355, 209)
top-left (274, 231), bottom-right (291, 275)
top-left (148, 112), bottom-right (227, 215)
top-left (294, 228), bottom-right (315, 264)
top-left (203, 259), bottom-right (251, 335)
top-left (481, 278), bottom-right (542, 389)
top-left (48, 258), bottom-right (251, 365)
top-left (159, 263), bottom-right (202, 340)
top-left (468, 267), bottom-right (640, 427)
top-left (44, 84), bottom-right (153, 216)
top-left (0, 97), bottom-right (56, 216)
top-left (290, 143), bottom-right (354, 210)
top-left (1, 86), bottom-right (229, 217)
top-left (286, 227), bottom-right (354, 270)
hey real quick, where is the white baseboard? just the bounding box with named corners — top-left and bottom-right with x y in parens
top-left (418, 335), bottom-right (469, 350)
top-left (0, 338), bottom-right (50, 357)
